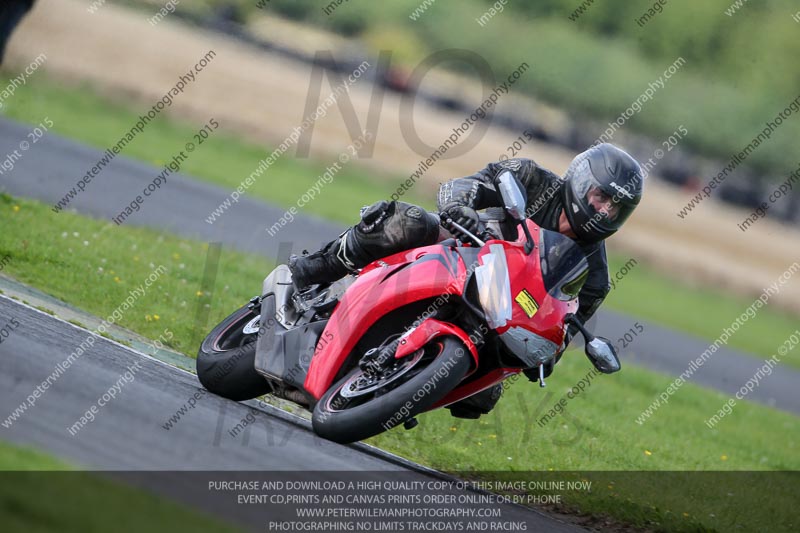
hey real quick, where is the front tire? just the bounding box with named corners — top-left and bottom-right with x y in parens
top-left (312, 336), bottom-right (471, 444)
top-left (196, 304), bottom-right (271, 401)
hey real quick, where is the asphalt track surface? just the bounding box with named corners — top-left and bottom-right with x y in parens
top-left (2, 118), bottom-right (797, 413)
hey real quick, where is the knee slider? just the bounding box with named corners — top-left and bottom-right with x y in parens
top-left (357, 200), bottom-right (392, 234)
top-left (350, 201), bottom-right (437, 263)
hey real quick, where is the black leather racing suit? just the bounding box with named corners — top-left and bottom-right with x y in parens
top-left (436, 157), bottom-right (610, 418)
top-left (438, 157), bottom-right (611, 329)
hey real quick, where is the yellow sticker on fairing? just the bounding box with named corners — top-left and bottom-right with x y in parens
top-left (515, 289), bottom-right (539, 318)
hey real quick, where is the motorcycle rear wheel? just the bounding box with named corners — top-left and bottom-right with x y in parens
top-left (196, 304), bottom-right (271, 401)
top-left (312, 336), bottom-right (471, 444)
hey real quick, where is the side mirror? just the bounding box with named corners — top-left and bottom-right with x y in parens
top-left (497, 170), bottom-right (527, 222)
top-left (585, 337), bottom-right (621, 374)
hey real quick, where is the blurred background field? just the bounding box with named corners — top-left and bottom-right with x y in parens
top-left (8, 0), bottom-right (800, 315)
top-left (121, 0), bottom-right (800, 192)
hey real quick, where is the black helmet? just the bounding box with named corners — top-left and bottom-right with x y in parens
top-left (561, 143), bottom-right (644, 243)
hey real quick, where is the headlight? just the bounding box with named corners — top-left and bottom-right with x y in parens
top-left (474, 244), bottom-right (512, 329)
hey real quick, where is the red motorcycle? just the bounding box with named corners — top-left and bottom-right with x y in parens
top-left (197, 172), bottom-right (619, 443)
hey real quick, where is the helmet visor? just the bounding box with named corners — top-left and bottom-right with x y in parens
top-left (570, 163), bottom-right (637, 234)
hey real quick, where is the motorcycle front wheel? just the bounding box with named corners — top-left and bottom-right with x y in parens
top-left (312, 336), bottom-right (471, 444)
top-left (196, 304), bottom-right (271, 401)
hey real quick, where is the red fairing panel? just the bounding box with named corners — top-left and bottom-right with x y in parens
top-left (394, 318), bottom-right (479, 364)
top-left (304, 245), bottom-right (468, 399)
top-left (479, 221), bottom-right (576, 346)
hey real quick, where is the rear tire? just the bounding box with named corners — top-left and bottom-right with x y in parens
top-left (196, 304), bottom-right (271, 401)
top-left (312, 336), bottom-right (471, 444)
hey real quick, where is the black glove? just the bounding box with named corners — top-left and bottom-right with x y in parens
top-left (443, 205), bottom-right (482, 236)
top-left (437, 179), bottom-right (481, 212)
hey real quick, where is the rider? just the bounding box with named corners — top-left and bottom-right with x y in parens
top-left (289, 143), bottom-right (644, 418)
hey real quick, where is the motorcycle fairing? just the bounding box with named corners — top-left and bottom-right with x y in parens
top-left (304, 244), bottom-right (471, 399)
top-left (475, 222), bottom-right (578, 348)
top-left (254, 294), bottom-right (328, 405)
top-left (394, 318), bottom-right (479, 364)
top-left (304, 219), bottom-right (579, 402)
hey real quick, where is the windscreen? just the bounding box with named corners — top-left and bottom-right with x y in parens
top-left (539, 229), bottom-right (589, 301)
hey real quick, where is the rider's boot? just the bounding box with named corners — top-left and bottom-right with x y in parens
top-left (288, 231), bottom-right (358, 290)
top-left (288, 200), bottom-right (441, 291)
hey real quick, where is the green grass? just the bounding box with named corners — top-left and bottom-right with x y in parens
top-left (0, 440), bottom-right (69, 471)
top-left (0, 440), bottom-right (242, 532)
top-left (0, 193), bottom-right (267, 355)
top-left (2, 71), bottom-right (799, 370)
top-left (367, 352), bottom-right (800, 532)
